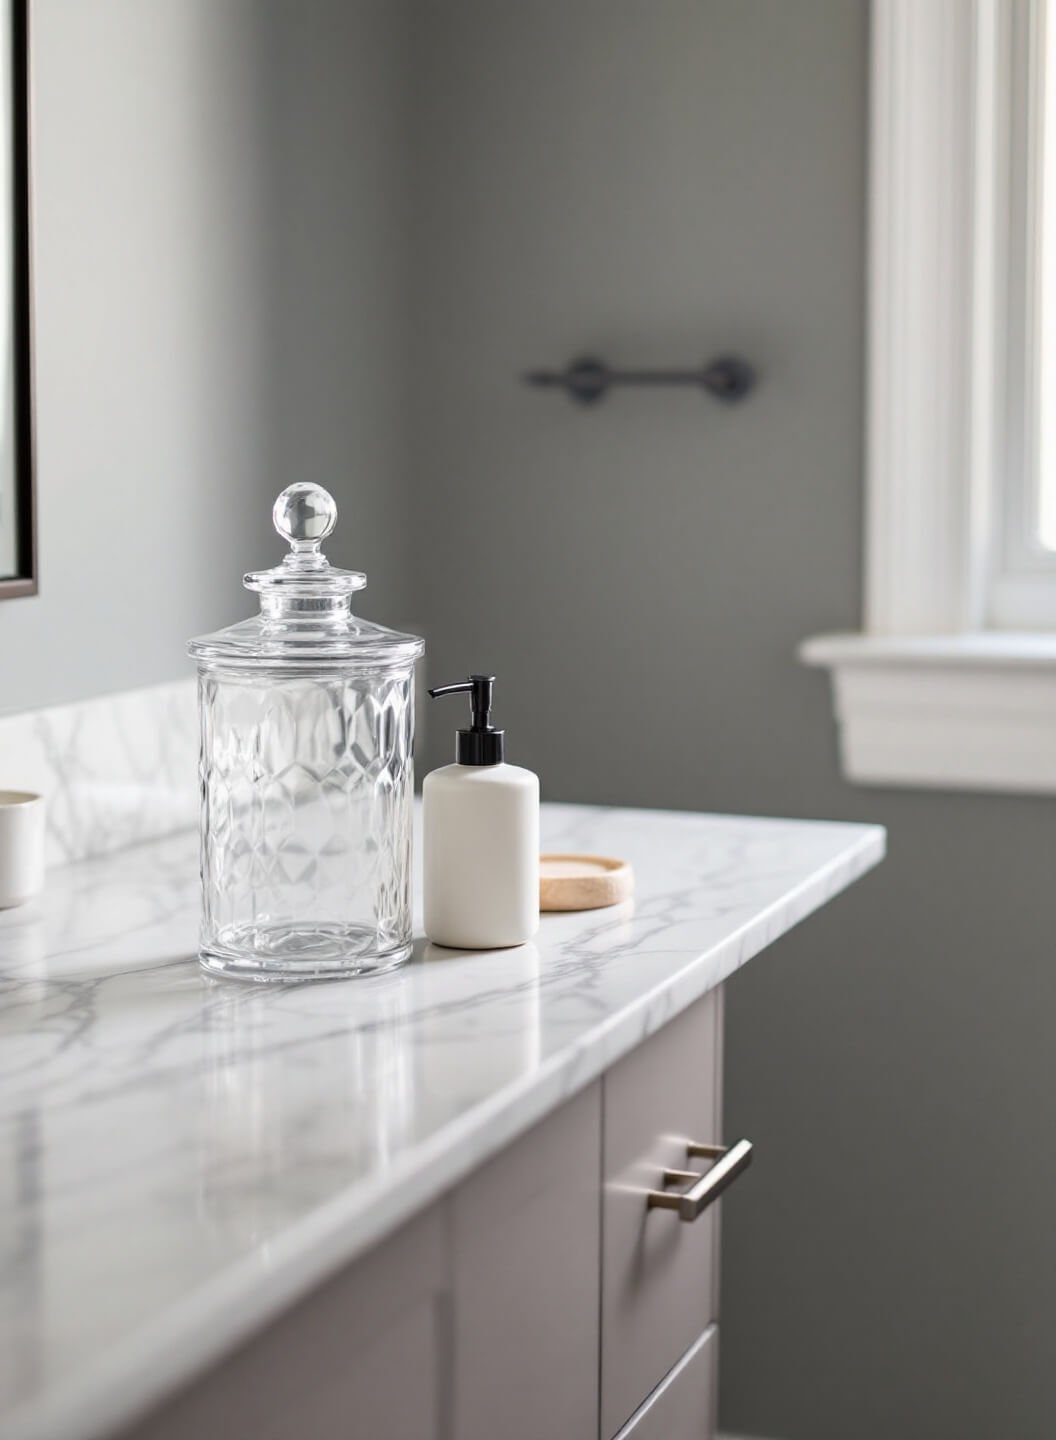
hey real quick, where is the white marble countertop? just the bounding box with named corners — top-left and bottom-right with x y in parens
top-left (0, 803), bottom-right (884, 1440)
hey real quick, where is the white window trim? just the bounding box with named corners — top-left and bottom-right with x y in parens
top-left (990, 0), bottom-right (1056, 625)
top-left (803, 0), bottom-right (1056, 795)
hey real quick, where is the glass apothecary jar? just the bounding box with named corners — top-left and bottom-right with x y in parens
top-left (188, 483), bottom-right (424, 982)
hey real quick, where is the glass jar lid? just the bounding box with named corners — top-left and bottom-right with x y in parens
top-left (188, 484), bottom-right (424, 671)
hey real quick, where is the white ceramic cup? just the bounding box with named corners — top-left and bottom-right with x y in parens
top-left (0, 790), bottom-right (45, 908)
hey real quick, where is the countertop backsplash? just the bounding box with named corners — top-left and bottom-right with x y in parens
top-left (0, 680), bottom-right (198, 867)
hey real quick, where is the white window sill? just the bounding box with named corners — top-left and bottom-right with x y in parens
top-left (800, 632), bottom-right (1056, 794)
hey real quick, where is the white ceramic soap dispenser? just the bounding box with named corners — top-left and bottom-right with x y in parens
top-left (423, 674), bottom-right (539, 949)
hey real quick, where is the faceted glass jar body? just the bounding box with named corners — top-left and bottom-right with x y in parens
top-left (197, 665), bottom-right (415, 980)
top-left (188, 484), bottom-right (424, 982)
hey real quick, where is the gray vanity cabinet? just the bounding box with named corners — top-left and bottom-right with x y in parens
top-left (121, 987), bottom-right (732, 1440)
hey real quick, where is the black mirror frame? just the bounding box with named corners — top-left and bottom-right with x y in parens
top-left (0, 0), bottom-right (35, 600)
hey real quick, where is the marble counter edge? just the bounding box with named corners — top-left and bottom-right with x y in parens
top-left (7, 821), bottom-right (885, 1440)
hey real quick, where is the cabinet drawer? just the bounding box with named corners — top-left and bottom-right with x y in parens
top-left (601, 987), bottom-right (725, 1439)
top-left (615, 1326), bottom-right (718, 1440)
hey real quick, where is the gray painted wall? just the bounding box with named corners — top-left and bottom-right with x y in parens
top-left (0, 0), bottom-right (410, 716)
top-left (1, 0), bottom-right (273, 714)
top-left (265, 0), bottom-right (412, 627)
top-left (406, 3), bottom-right (1054, 1438)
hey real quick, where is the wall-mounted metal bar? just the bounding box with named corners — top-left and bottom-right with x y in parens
top-left (523, 353), bottom-right (756, 406)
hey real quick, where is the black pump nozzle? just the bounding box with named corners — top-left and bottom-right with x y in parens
top-left (428, 673), bottom-right (505, 766)
top-left (429, 674), bottom-right (494, 728)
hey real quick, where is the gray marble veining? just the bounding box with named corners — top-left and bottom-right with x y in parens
top-left (0, 803), bottom-right (884, 1440)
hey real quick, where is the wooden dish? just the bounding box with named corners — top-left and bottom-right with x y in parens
top-left (539, 853), bottom-right (634, 912)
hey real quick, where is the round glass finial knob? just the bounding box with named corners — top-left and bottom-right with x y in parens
top-left (273, 483), bottom-right (337, 551)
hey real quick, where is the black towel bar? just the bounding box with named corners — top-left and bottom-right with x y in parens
top-left (523, 353), bottom-right (756, 406)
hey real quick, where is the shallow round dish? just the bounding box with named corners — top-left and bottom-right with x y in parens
top-left (539, 853), bottom-right (634, 912)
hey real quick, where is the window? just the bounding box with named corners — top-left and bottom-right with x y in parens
top-left (802, 0), bottom-right (1056, 795)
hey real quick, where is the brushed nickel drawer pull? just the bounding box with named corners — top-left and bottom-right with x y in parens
top-left (646, 1139), bottom-right (753, 1222)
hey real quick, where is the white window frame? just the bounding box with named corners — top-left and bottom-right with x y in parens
top-left (802, 0), bottom-right (1056, 795)
top-left (989, 0), bottom-right (1056, 626)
